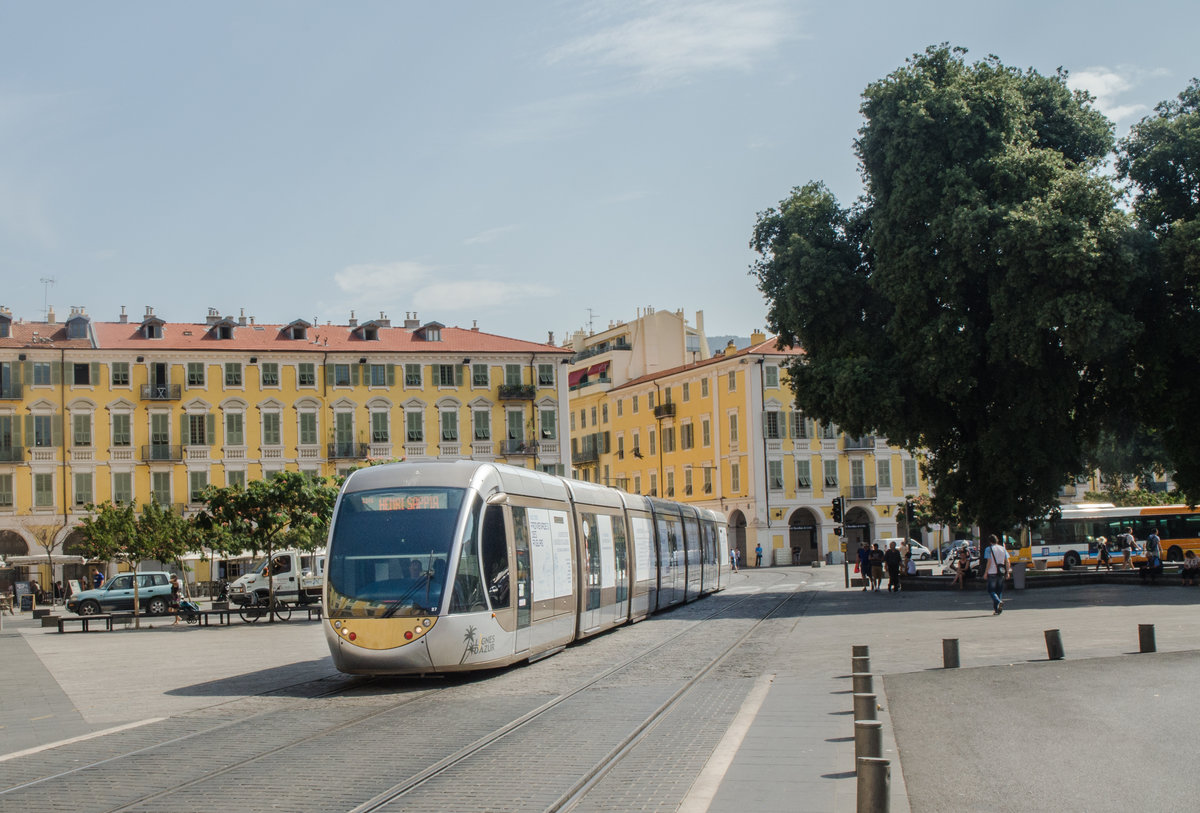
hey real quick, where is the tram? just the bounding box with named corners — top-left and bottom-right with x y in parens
top-left (323, 460), bottom-right (730, 675)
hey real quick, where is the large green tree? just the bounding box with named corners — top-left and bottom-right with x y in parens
top-left (1118, 79), bottom-right (1200, 496)
top-left (195, 471), bottom-right (338, 619)
top-left (752, 45), bottom-right (1137, 531)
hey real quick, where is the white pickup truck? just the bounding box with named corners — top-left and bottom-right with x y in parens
top-left (227, 549), bottom-right (325, 608)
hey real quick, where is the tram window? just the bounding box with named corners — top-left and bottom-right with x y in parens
top-left (581, 513), bottom-right (602, 610)
top-left (481, 505), bottom-right (510, 610)
top-left (451, 496), bottom-right (487, 614)
top-left (612, 515), bottom-right (628, 604)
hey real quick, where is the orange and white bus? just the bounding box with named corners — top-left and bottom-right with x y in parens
top-left (1024, 503), bottom-right (1200, 570)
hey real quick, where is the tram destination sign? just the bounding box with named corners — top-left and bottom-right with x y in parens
top-left (363, 491), bottom-right (449, 511)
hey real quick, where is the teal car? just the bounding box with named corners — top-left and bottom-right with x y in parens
top-left (66, 571), bottom-right (174, 616)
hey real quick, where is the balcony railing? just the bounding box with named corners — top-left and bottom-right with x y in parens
top-left (572, 448), bottom-right (600, 465)
top-left (653, 402), bottom-right (676, 419)
top-left (570, 341), bottom-right (631, 364)
top-left (845, 484), bottom-right (878, 500)
top-left (143, 444), bottom-right (183, 462)
top-left (0, 383), bottom-right (22, 400)
top-left (498, 384), bottom-right (536, 401)
top-left (141, 384), bottom-right (181, 401)
top-left (844, 435), bottom-right (876, 450)
top-left (0, 446), bottom-right (23, 462)
top-left (328, 441), bottom-right (367, 460)
top-left (502, 438), bottom-right (537, 455)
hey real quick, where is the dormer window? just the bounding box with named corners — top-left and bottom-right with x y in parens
top-left (363, 326), bottom-right (378, 341)
top-left (424, 327), bottom-right (440, 342)
top-left (283, 320), bottom-right (311, 341)
top-left (66, 316), bottom-right (90, 340)
top-left (0, 316), bottom-right (9, 339)
top-left (143, 323), bottom-right (162, 339)
top-left (414, 321), bottom-right (445, 342)
top-left (291, 325), bottom-right (306, 340)
top-left (217, 324), bottom-right (232, 339)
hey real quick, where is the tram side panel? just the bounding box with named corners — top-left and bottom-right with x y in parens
top-left (682, 509), bottom-right (703, 601)
top-left (628, 510), bottom-right (656, 621)
top-left (515, 503), bottom-right (577, 657)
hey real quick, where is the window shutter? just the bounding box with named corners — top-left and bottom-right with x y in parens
top-left (22, 361), bottom-right (31, 385)
top-left (455, 365), bottom-right (463, 386)
top-left (181, 414), bottom-right (188, 445)
top-left (52, 414), bottom-right (63, 446)
top-left (386, 364), bottom-right (395, 386)
top-left (10, 415), bottom-right (21, 446)
top-left (351, 364), bottom-right (361, 386)
top-left (206, 414), bottom-right (216, 445)
top-left (88, 362), bottom-right (99, 385)
top-left (324, 364), bottom-right (333, 388)
top-left (24, 415), bottom-right (33, 444)
top-left (51, 362), bottom-right (62, 385)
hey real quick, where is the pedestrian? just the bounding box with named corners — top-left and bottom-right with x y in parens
top-left (1145, 527), bottom-right (1161, 563)
top-left (169, 574), bottom-right (182, 625)
top-left (1182, 550), bottom-right (1200, 586)
top-left (1095, 536), bottom-right (1111, 571)
top-left (868, 543), bottom-right (885, 591)
top-left (30, 579), bottom-right (44, 606)
top-left (1121, 528), bottom-right (1136, 570)
top-left (884, 541), bottom-right (902, 592)
top-left (856, 543), bottom-right (871, 591)
top-left (53, 580), bottom-right (63, 603)
top-left (950, 547), bottom-right (968, 589)
top-left (754, 543), bottom-right (763, 568)
top-left (92, 568), bottom-right (105, 589)
top-left (730, 547), bottom-right (740, 572)
top-left (982, 534), bottom-right (1011, 614)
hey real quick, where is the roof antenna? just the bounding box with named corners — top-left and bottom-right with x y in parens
top-left (40, 277), bottom-right (55, 320)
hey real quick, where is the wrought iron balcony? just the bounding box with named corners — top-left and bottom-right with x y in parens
top-left (502, 438), bottom-right (538, 455)
top-left (845, 485), bottom-right (878, 500)
top-left (844, 435), bottom-right (876, 450)
top-left (0, 382), bottom-right (22, 400)
top-left (143, 444), bottom-right (183, 461)
top-left (572, 448), bottom-right (600, 465)
top-left (0, 445), bottom-right (23, 462)
top-left (498, 384), bottom-right (537, 401)
top-left (653, 402), bottom-right (676, 419)
top-left (141, 384), bottom-right (181, 401)
top-left (328, 441), bottom-right (368, 460)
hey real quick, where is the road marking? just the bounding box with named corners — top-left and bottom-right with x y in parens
top-left (677, 672), bottom-right (774, 813)
top-left (0, 718), bottom-right (165, 763)
top-left (29, 715), bottom-right (54, 722)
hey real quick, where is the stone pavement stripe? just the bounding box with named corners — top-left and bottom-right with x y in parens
top-left (0, 717), bottom-right (164, 764)
top-left (677, 672), bottom-right (774, 813)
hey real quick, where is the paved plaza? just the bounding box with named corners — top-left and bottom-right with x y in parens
top-left (2, 566), bottom-right (1198, 811)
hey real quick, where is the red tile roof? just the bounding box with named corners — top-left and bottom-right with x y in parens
top-left (0, 322), bottom-right (94, 349)
top-left (612, 337), bottom-right (803, 392)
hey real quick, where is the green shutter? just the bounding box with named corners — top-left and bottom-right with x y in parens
top-left (50, 362), bottom-right (61, 385)
top-left (90, 362), bottom-right (100, 385)
top-left (351, 364), bottom-right (360, 386)
top-left (10, 414), bottom-right (21, 446)
top-left (52, 414), bottom-right (63, 446)
top-left (22, 361), bottom-right (31, 385)
top-left (386, 364), bottom-right (395, 386)
top-left (24, 415), bottom-right (33, 444)
top-left (455, 365), bottom-right (464, 387)
top-left (206, 414), bottom-right (216, 445)
top-left (181, 414), bottom-right (188, 445)
top-left (324, 364), bottom-right (333, 388)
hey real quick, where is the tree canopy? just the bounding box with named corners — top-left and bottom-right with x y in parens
top-left (752, 45), bottom-right (1141, 531)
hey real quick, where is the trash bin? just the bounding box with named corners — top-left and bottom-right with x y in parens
top-left (1011, 561), bottom-right (1027, 590)
top-left (1034, 559), bottom-right (1048, 571)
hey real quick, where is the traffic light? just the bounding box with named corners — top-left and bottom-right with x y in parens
top-left (832, 497), bottom-right (843, 523)
top-left (833, 526), bottom-right (843, 536)
top-left (905, 499), bottom-right (915, 526)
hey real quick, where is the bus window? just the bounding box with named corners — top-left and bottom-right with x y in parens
top-left (450, 495), bottom-right (486, 614)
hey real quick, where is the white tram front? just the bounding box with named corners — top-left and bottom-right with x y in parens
top-left (324, 460), bottom-right (730, 675)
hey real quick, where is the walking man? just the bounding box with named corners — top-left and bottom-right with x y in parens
top-left (731, 547), bottom-right (740, 572)
top-left (983, 534), bottom-right (1011, 614)
top-left (884, 541), bottom-right (903, 592)
top-left (754, 543), bottom-right (763, 567)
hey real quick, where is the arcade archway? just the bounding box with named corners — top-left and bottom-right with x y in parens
top-left (842, 506), bottom-right (875, 564)
top-left (728, 510), bottom-right (747, 566)
top-left (0, 529), bottom-right (28, 558)
top-left (787, 507), bottom-right (821, 565)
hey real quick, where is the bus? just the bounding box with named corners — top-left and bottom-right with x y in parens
top-left (1023, 503), bottom-right (1200, 570)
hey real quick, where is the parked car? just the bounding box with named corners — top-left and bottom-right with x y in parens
top-left (66, 571), bottom-right (174, 616)
top-left (906, 541), bottom-right (933, 560)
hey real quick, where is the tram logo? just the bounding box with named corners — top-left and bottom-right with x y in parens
top-left (459, 625), bottom-right (496, 663)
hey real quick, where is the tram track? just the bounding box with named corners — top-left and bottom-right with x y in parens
top-left (0, 576), bottom-right (805, 813)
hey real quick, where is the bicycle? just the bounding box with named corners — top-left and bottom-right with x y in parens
top-left (238, 593), bottom-right (292, 623)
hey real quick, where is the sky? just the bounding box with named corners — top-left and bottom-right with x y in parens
top-left (1, 1), bottom-right (1196, 345)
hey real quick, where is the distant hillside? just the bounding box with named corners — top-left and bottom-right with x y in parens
top-left (707, 335), bottom-right (750, 355)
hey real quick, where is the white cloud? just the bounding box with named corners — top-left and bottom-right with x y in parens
top-left (548, 0), bottom-right (795, 87)
top-left (333, 261), bottom-right (433, 297)
top-left (414, 279), bottom-right (553, 312)
top-left (1068, 66), bottom-right (1169, 124)
top-left (464, 224), bottom-right (519, 245)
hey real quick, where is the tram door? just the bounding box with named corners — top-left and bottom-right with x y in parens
top-left (511, 506), bottom-right (532, 655)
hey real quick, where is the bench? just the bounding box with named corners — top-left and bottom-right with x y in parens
top-left (57, 614), bottom-right (115, 633)
top-left (198, 608), bottom-right (236, 626)
top-left (304, 605), bottom-right (324, 621)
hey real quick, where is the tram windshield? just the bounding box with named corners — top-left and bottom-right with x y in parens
top-left (327, 486), bottom-right (465, 619)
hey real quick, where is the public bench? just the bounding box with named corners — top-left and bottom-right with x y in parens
top-left (304, 605), bottom-right (323, 621)
top-left (57, 614), bottom-right (115, 633)
top-left (198, 608), bottom-right (236, 626)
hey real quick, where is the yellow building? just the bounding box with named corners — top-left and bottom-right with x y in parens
top-left (0, 305), bottom-right (569, 589)
top-left (565, 310), bottom-right (930, 566)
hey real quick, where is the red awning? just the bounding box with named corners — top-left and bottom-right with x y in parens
top-left (568, 369), bottom-right (586, 386)
top-left (588, 361), bottom-right (610, 377)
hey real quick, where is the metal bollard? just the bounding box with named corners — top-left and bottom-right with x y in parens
top-left (854, 719), bottom-right (883, 767)
top-left (852, 672), bottom-right (874, 694)
top-left (1044, 629), bottom-right (1065, 660)
top-left (1139, 624), bottom-right (1156, 653)
top-left (942, 638), bottom-right (960, 669)
top-left (852, 654), bottom-right (871, 674)
top-left (852, 644), bottom-right (870, 658)
top-left (853, 692), bottom-right (877, 721)
top-left (856, 756), bottom-right (890, 812)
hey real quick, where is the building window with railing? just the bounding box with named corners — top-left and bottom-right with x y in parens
top-left (405, 364), bottom-right (422, 387)
top-left (187, 363), bottom-right (205, 387)
top-left (188, 413), bottom-right (210, 446)
top-left (111, 362), bottom-right (130, 387)
top-left (505, 364), bottom-right (521, 386)
top-left (299, 412), bottom-right (318, 446)
top-left (189, 471), bottom-right (208, 503)
top-left (111, 413), bottom-right (131, 447)
top-left (764, 411), bottom-right (781, 440)
top-left (372, 411), bottom-right (390, 443)
top-left (261, 412), bottom-right (282, 446)
top-left (34, 473), bottom-right (54, 507)
top-left (112, 472), bottom-right (132, 504)
top-left (824, 459), bottom-right (839, 488)
top-left (473, 410), bottom-right (490, 441)
top-left (406, 410), bottom-right (424, 442)
top-left (224, 363), bottom-right (242, 387)
top-left (440, 411), bottom-right (457, 442)
top-left (540, 409), bottom-right (556, 440)
top-left (877, 458), bottom-right (892, 490)
top-left (151, 471), bottom-right (171, 505)
top-left (225, 412), bottom-right (244, 446)
top-left (538, 363), bottom-right (554, 386)
top-left (227, 470), bottom-right (246, 489)
top-left (261, 363), bottom-right (280, 387)
top-left (33, 414), bottom-right (55, 447)
top-left (820, 421), bottom-right (837, 440)
top-left (796, 460), bottom-right (812, 489)
top-left (768, 459), bottom-right (784, 490)
top-left (73, 413), bottom-right (92, 447)
top-left (298, 363), bottom-right (317, 387)
top-left (791, 412), bottom-right (811, 440)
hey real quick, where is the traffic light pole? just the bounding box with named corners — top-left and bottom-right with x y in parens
top-left (832, 496), bottom-right (848, 588)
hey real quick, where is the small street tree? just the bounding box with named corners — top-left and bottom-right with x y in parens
top-left (195, 471), bottom-right (338, 621)
top-left (29, 522), bottom-right (65, 605)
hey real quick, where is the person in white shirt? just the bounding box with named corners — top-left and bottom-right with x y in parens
top-left (982, 534), bottom-right (1011, 615)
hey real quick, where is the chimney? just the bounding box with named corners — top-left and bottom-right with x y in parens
top-left (695, 309), bottom-right (704, 334)
top-left (206, 307), bottom-right (220, 325)
top-left (46, 306), bottom-right (56, 324)
top-left (145, 305), bottom-right (154, 317)
top-left (724, 340), bottom-right (737, 357)
top-left (471, 320), bottom-right (479, 332)
top-left (348, 310), bottom-right (358, 328)
top-left (238, 308), bottom-right (247, 326)
top-left (750, 330), bottom-right (767, 346)
top-left (119, 305), bottom-right (128, 324)
top-left (547, 331), bottom-right (555, 346)
top-left (404, 312), bottom-right (420, 329)
top-left (376, 311), bottom-right (390, 327)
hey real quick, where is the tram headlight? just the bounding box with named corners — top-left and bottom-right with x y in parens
top-left (422, 618), bottom-right (431, 627)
